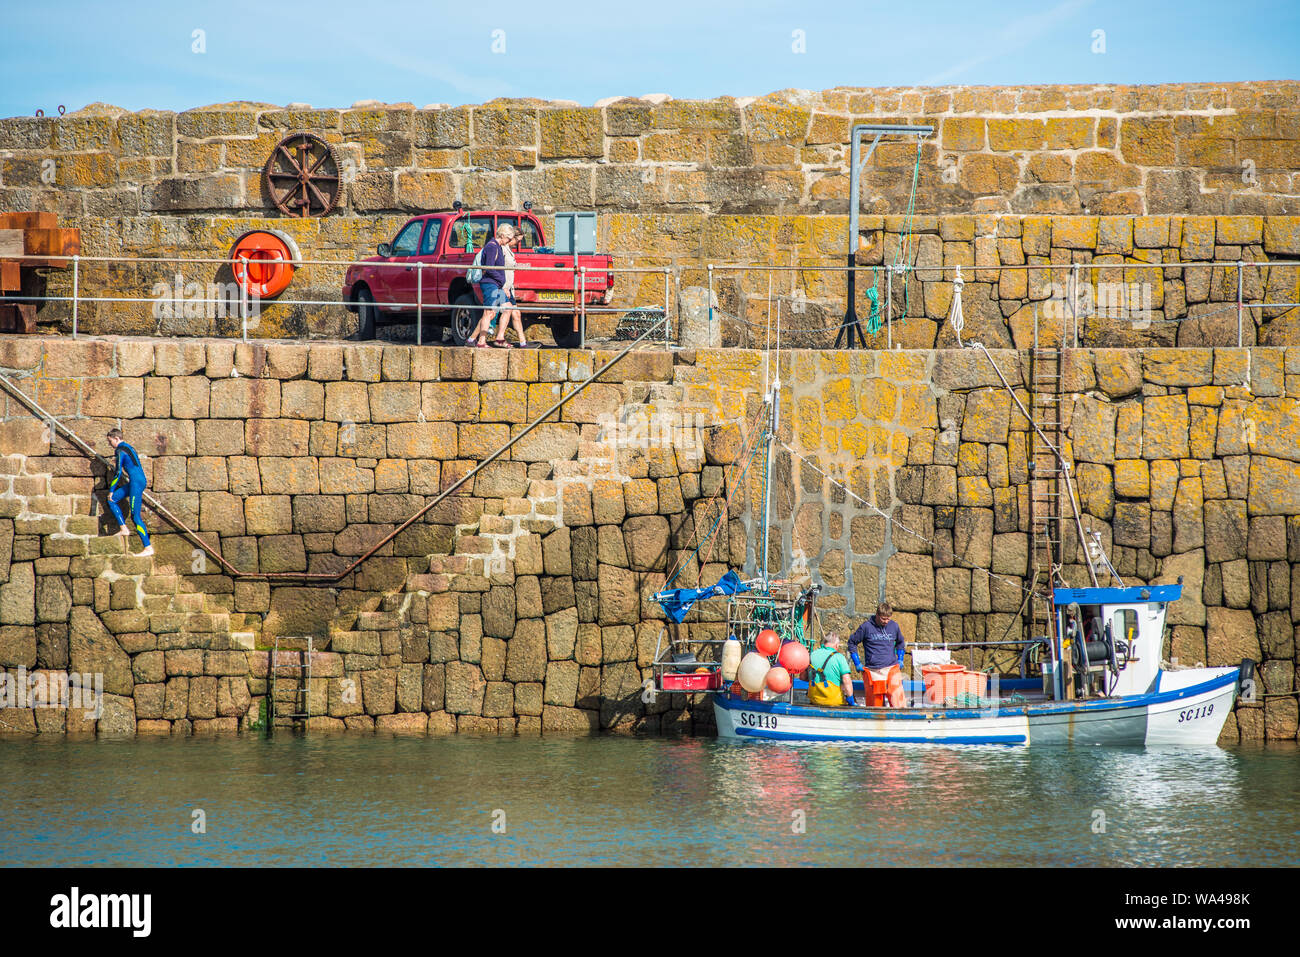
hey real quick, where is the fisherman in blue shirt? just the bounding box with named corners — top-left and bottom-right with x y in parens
top-left (105, 428), bottom-right (152, 557)
top-left (847, 601), bottom-right (906, 706)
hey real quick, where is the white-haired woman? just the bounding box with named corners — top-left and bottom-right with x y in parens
top-left (492, 226), bottom-right (531, 348)
top-left (470, 223), bottom-right (515, 347)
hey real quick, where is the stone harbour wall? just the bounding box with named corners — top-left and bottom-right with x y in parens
top-left (4, 81), bottom-right (1297, 219)
top-left (2, 80), bottom-right (1298, 347)
top-left (0, 336), bottom-right (1296, 741)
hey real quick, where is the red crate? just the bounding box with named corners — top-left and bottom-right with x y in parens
top-left (659, 670), bottom-right (721, 692)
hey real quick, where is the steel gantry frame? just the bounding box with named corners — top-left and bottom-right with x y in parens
top-left (838, 123), bottom-right (934, 349)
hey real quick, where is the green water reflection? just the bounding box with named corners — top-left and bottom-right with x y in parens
top-left (1, 736), bottom-right (1296, 866)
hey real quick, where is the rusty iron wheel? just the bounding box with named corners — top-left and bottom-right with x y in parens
top-left (264, 131), bottom-right (341, 217)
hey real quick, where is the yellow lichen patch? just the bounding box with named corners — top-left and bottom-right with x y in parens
top-left (896, 384), bottom-right (936, 431)
top-left (890, 432), bottom-right (909, 465)
top-left (1113, 459), bottom-right (1149, 498)
top-left (794, 395), bottom-right (822, 451)
top-left (876, 351), bottom-right (928, 383)
top-left (1149, 460), bottom-right (1180, 511)
top-left (840, 422), bottom-right (871, 459)
top-left (822, 377), bottom-right (856, 424)
top-left (858, 378), bottom-right (898, 422)
top-left (1053, 217), bottom-right (1099, 249)
top-left (1244, 397), bottom-right (1300, 462)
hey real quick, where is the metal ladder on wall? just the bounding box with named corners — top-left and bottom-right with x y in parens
top-left (268, 635), bottom-right (313, 733)
top-left (1027, 304), bottom-right (1066, 652)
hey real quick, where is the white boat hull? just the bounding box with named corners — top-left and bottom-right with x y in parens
top-left (714, 667), bottom-right (1241, 747)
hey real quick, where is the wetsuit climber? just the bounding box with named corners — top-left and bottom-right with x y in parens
top-left (106, 428), bottom-right (152, 557)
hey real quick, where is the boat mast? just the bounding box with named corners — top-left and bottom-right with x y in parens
top-left (760, 379), bottom-right (779, 592)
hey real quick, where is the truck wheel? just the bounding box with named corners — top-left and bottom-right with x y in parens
top-left (450, 293), bottom-right (481, 346)
top-left (352, 287), bottom-right (377, 340)
top-left (549, 314), bottom-right (582, 349)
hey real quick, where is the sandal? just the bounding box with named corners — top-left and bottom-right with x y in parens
top-left (490, 340), bottom-right (513, 348)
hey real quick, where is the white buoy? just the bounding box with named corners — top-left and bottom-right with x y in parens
top-left (737, 652), bottom-right (770, 693)
top-left (721, 637), bottom-right (742, 682)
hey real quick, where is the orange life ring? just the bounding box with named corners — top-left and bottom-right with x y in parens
top-left (230, 230), bottom-right (298, 299)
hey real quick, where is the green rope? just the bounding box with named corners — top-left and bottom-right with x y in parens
top-left (865, 269), bottom-right (881, 335)
top-left (947, 692), bottom-right (1027, 708)
top-left (896, 139), bottom-right (923, 321)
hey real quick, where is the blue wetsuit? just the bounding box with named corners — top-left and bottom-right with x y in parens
top-left (107, 441), bottom-right (150, 546)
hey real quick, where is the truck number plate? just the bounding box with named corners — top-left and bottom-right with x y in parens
top-left (536, 291), bottom-right (573, 301)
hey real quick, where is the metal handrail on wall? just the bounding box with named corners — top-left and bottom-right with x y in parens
top-left (2, 252), bottom-right (677, 349)
top-left (0, 311), bottom-right (669, 585)
top-left (4, 251), bottom-right (1298, 350)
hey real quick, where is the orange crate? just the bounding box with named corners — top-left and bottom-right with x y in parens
top-left (922, 664), bottom-right (989, 705)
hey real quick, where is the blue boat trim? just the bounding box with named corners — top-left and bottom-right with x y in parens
top-left (734, 728), bottom-right (1028, 744)
top-left (716, 668), bottom-right (1237, 722)
top-left (1052, 584), bottom-right (1182, 605)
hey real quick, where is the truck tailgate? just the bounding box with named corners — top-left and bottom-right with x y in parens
top-left (514, 254), bottom-right (612, 294)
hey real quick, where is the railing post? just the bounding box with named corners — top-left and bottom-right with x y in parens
top-left (663, 266), bottom-right (671, 345)
top-left (239, 255), bottom-right (248, 342)
top-left (571, 266), bottom-right (579, 347)
top-left (579, 266), bottom-right (587, 349)
top-left (885, 266), bottom-right (893, 349)
top-left (71, 254), bottom-right (79, 339)
top-left (416, 262), bottom-right (424, 347)
top-left (1236, 260), bottom-right (1244, 348)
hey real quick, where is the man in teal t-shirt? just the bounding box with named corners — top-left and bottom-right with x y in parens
top-left (807, 633), bottom-right (855, 706)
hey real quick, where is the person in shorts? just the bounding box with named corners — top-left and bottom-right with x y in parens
top-left (470, 224), bottom-right (514, 347)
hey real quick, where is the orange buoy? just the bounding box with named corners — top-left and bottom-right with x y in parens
top-left (765, 666), bottom-right (792, 693)
top-left (777, 640), bottom-right (809, 674)
top-left (755, 628), bottom-right (780, 656)
top-left (230, 229), bottom-right (299, 299)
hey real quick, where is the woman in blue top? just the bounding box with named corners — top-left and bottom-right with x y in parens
top-left (106, 428), bottom-right (152, 557)
top-left (469, 224), bottom-right (514, 347)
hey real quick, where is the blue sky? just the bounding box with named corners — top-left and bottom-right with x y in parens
top-left (2, 0), bottom-right (1297, 118)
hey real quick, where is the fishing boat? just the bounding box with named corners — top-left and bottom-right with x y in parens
top-left (707, 581), bottom-right (1250, 746)
top-left (651, 345), bottom-right (1254, 747)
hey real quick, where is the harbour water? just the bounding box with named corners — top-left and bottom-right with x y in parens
top-left (1, 736), bottom-right (1296, 867)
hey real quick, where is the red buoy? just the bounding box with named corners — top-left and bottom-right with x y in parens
top-left (755, 628), bottom-right (780, 656)
top-left (778, 640), bottom-right (810, 674)
top-left (765, 666), bottom-right (792, 693)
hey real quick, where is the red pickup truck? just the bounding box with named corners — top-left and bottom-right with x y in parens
top-left (343, 208), bottom-right (614, 347)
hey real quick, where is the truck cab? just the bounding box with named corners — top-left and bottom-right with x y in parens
top-left (343, 208), bottom-right (614, 346)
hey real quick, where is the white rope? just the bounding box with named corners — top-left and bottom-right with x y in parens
top-left (776, 438), bottom-right (1035, 599)
top-left (948, 263), bottom-right (965, 346)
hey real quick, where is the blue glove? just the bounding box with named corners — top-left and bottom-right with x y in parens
top-left (897, 649), bottom-right (906, 670)
top-left (851, 650), bottom-right (862, 671)
top-left (844, 694), bottom-right (855, 706)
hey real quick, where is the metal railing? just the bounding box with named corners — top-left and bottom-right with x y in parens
top-left (0, 252), bottom-right (676, 349)
top-left (5, 250), bottom-right (1298, 350)
top-left (0, 309), bottom-right (670, 584)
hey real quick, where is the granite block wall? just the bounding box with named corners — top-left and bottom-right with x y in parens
top-left (2, 82), bottom-right (1298, 346)
top-left (0, 337), bottom-right (1295, 741)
